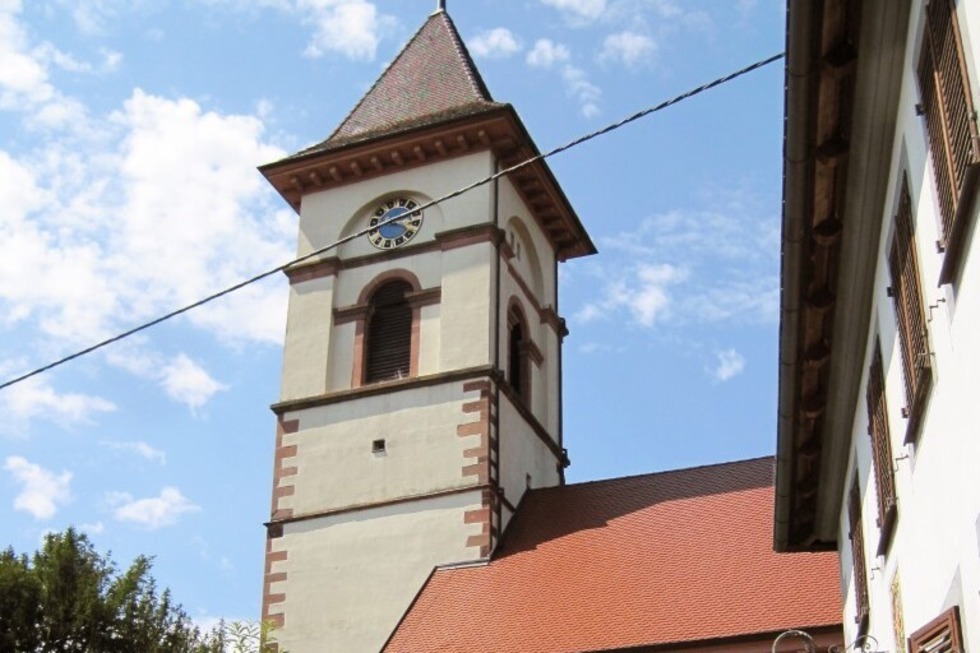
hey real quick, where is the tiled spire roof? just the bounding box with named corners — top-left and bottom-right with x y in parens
top-left (305, 9), bottom-right (499, 154)
top-left (258, 9), bottom-right (596, 260)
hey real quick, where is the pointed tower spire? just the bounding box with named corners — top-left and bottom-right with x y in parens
top-left (259, 9), bottom-right (596, 260)
top-left (325, 11), bottom-right (494, 146)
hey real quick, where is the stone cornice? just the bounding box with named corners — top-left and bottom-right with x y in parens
top-left (260, 106), bottom-right (596, 261)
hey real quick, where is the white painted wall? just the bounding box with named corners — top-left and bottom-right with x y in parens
top-left (278, 384), bottom-right (483, 515)
top-left (497, 393), bottom-right (562, 528)
top-left (271, 144), bottom-right (575, 652)
top-left (838, 2), bottom-right (980, 649)
top-left (270, 489), bottom-right (485, 653)
top-left (298, 152), bottom-right (492, 259)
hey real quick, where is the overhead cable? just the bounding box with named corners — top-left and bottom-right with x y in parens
top-left (0, 51), bottom-right (785, 392)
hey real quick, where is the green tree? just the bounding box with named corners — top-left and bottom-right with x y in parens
top-left (0, 528), bottom-right (223, 653)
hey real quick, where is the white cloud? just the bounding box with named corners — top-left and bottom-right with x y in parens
top-left (589, 185), bottom-right (781, 327)
top-left (103, 345), bottom-right (229, 413)
top-left (599, 31), bottom-right (657, 68)
top-left (30, 43), bottom-right (121, 76)
top-left (109, 486), bottom-right (200, 530)
top-left (682, 279), bottom-right (778, 324)
top-left (0, 361), bottom-right (116, 435)
top-left (576, 263), bottom-right (685, 327)
top-left (526, 39), bottom-right (570, 68)
top-left (0, 1), bottom-right (55, 109)
top-left (560, 64), bottom-right (601, 118)
top-left (4, 456), bottom-right (72, 519)
top-left (0, 84), bottom-right (292, 385)
top-left (469, 28), bottom-right (521, 59)
top-left (540, 0), bottom-right (606, 22)
top-left (101, 440), bottom-right (166, 464)
top-left (57, 0), bottom-right (132, 35)
top-left (711, 349), bottom-right (746, 382)
top-left (526, 40), bottom-right (597, 116)
top-left (160, 354), bottom-right (227, 411)
top-left (2, 4), bottom-right (291, 390)
top-left (297, 0), bottom-right (393, 61)
top-left (80, 521), bottom-right (105, 534)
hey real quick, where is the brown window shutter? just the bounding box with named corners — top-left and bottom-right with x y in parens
top-left (848, 478), bottom-right (870, 631)
top-left (365, 281), bottom-right (413, 383)
top-left (867, 339), bottom-right (898, 553)
top-left (919, 0), bottom-right (980, 251)
top-left (889, 175), bottom-right (932, 442)
top-left (909, 606), bottom-right (964, 653)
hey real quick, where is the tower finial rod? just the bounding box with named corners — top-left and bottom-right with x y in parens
top-left (437, 0), bottom-right (446, 12)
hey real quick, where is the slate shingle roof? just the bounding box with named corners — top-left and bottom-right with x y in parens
top-left (384, 457), bottom-right (842, 653)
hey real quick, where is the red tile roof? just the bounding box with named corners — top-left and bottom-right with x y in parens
top-left (384, 457), bottom-right (841, 653)
top-left (295, 10), bottom-right (501, 157)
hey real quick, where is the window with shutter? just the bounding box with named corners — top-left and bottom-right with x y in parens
top-left (867, 339), bottom-right (898, 554)
top-left (909, 606), bottom-right (963, 653)
top-left (917, 0), bottom-right (980, 283)
top-left (848, 477), bottom-right (870, 634)
top-left (365, 280), bottom-right (413, 383)
top-left (889, 174), bottom-right (933, 444)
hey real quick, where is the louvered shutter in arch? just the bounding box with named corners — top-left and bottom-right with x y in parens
top-left (909, 607), bottom-right (963, 653)
top-left (365, 281), bottom-right (413, 383)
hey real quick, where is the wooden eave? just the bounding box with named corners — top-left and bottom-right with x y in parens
top-left (775, 0), bottom-right (911, 552)
top-left (259, 106), bottom-right (596, 261)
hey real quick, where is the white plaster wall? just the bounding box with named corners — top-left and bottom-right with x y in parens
top-left (283, 157), bottom-right (501, 395)
top-left (281, 276), bottom-right (334, 401)
top-left (837, 3), bottom-right (980, 648)
top-left (497, 393), bottom-right (562, 522)
top-left (278, 382), bottom-right (483, 515)
top-left (497, 278), bottom-right (561, 434)
top-left (297, 152), bottom-right (494, 258)
top-left (272, 489), bottom-right (485, 653)
top-left (271, 149), bottom-right (576, 652)
top-left (497, 177), bottom-right (557, 306)
top-left (438, 243), bottom-right (493, 371)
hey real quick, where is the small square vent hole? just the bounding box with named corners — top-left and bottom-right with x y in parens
top-left (372, 439), bottom-right (386, 454)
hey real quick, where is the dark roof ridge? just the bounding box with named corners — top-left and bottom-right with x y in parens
top-left (542, 455), bottom-right (775, 493)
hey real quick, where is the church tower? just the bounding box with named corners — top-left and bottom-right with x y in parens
top-left (258, 8), bottom-right (594, 652)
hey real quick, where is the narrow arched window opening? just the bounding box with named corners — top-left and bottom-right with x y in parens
top-left (509, 321), bottom-right (524, 396)
top-left (507, 306), bottom-right (530, 404)
top-left (366, 280), bottom-right (413, 383)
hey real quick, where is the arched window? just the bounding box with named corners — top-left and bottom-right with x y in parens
top-left (507, 305), bottom-right (530, 404)
top-left (365, 280), bottom-right (413, 383)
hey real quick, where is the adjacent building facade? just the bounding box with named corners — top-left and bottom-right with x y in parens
top-left (776, 1), bottom-right (979, 652)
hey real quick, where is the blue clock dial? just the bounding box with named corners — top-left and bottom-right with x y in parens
top-left (368, 197), bottom-right (423, 249)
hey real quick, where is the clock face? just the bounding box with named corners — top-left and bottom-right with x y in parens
top-left (368, 197), bottom-right (423, 250)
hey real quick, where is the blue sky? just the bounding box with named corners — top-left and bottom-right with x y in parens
top-left (0, 0), bottom-right (785, 626)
